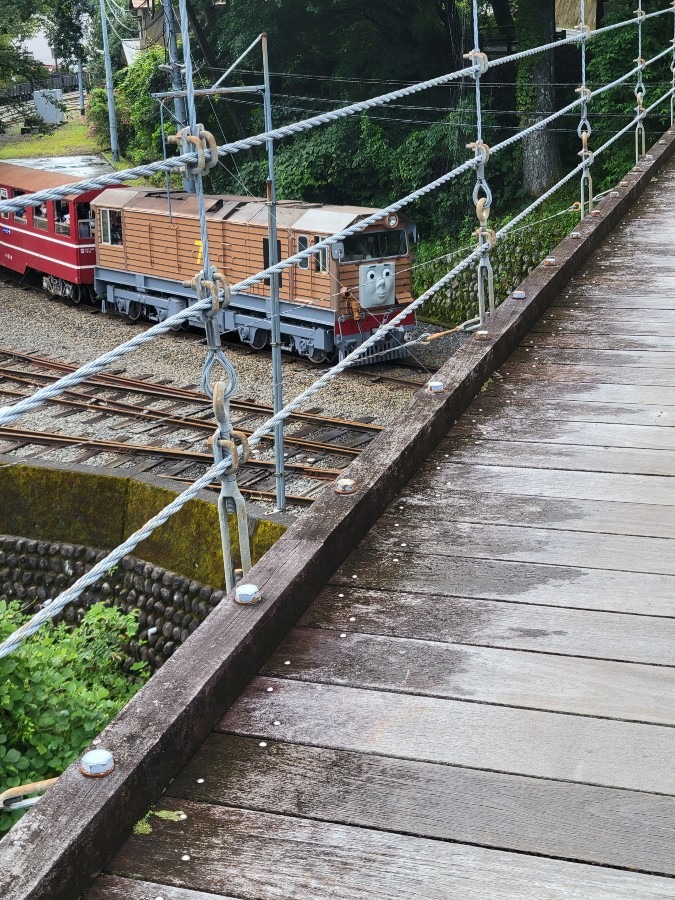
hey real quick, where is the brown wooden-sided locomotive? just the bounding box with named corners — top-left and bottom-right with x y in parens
top-left (91, 188), bottom-right (417, 363)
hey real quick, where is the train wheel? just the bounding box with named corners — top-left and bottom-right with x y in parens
top-left (70, 284), bottom-right (82, 305)
top-left (308, 348), bottom-right (328, 364)
top-left (127, 301), bottom-right (142, 322)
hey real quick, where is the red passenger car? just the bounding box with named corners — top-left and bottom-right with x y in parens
top-left (0, 162), bottom-right (103, 302)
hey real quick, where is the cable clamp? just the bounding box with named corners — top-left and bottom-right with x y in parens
top-left (168, 125), bottom-right (217, 177)
top-left (473, 226), bottom-right (497, 250)
top-left (466, 140), bottom-right (490, 162)
top-left (633, 8), bottom-right (647, 19)
top-left (634, 57), bottom-right (647, 70)
top-left (575, 86), bottom-right (592, 101)
top-left (575, 23), bottom-right (591, 33)
top-left (463, 49), bottom-right (489, 75)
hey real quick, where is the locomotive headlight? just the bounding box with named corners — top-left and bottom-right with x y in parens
top-left (387, 214), bottom-right (399, 228)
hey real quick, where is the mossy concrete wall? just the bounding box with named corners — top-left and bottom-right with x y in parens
top-left (0, 461), bottom-right (286, 588)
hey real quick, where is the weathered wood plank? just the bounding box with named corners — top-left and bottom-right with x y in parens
top-left (429, 461), bottom-right (675, 507)
top-left (332, 548), bottom-right (675, 615)
top-left (483, 379), bottom-right (675, 405)
top-left (221, 677), bottom-right (675, 794)
top-left (363, 518), bottom-right (675, 575)
top-left (441, 438), bottom-right (675, 477)
top-left (522, 332), bottom-right (675, 351)
top-left (510, 346), bottom-right (675, 369)
top-left (106, 797), bottom-right (675, 899)
top-left (264, 627), bottom-right (675, 723)
top-left (464, 394), bottom-right (675, 427)
top-left (532, 308), bottom-right (675, 336)
top-left (86, 875), bottom-right (231, 900)
top-left (302, 587), bottom-right (675, 663)
top-left (166, 733), bottom-right (675, 876)
top-left (499, 360), bottom-right (675, 387)
top-left (456, 415), bottom-right (675, 451)
top-left (391, 487), bottom-right (675, 539)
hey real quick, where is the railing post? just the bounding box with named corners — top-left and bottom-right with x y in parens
top-left (466, 0), bottom-right (495, 326)
top-left (634, 0), bottom-right (647, 161)
top-left (577, 0), bottom-right (594, 219)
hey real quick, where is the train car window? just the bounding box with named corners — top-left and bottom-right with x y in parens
top-left (313, 236), bottom-right (328, 273)
top-left (342, 229), bottom-right (408, 262)
top-left (77, 203), bottom-right (94, 239)
top-left (100, 209), bottom-right (123, 246)
top-left (54, 200), bottom-right (71, 236)
top-left (262, 238), bottom-right (283, 287)
top-left (13, 190), bottom-right (26, 224)
top-left (0, 189), bottom-right (8, 220)
top-left (297, 235), bottom-right (309, 269)
top-left (33, 202), bottom-right (48, 231)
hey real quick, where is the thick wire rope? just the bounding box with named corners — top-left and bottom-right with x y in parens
top-left (1, 45), bottom-right (671, 428)
top-left (1, 6), bottom-right (672, 216)
top-left (1, 83), bottom-right (673, 659)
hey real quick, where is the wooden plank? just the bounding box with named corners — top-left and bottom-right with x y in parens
top-left (531, 317), bottom-right (675, 336)
top-left (363, 518), bottom-right (675, 575)
top-left (86, 875), bottom-right (231, 900)
top-left (441, 438), bottom-right (675, 477)
top-left (484, 378), bottom-right (675, 405)
top-left (434, 461), bottom-right (675, 507)
top-left (221, 677), bottom-right (675, 794)
top-left (456, 417), bottom-right (675, 451)
top-left (500, 360), bottom-right (675, 387)
top-left (394, 486), bottom-right (675, 538)
top-left (556, 293), bottom-right (675, 310)
top-left (332, 548), bottom-right (675, 615)
top-left (302, 587), bottom-right (675, 663)
top-left (166, 733), bottom-right (675, 877)
top-left (105, 796), bottom-right (675, 899)
top-left (510, 346), bottom-right (675, 368)
top-left (522, 332), bottom-right (675, 351)
top-left (263, 627), bottom-right (675, 723)
top-left (537, 307), bottom-right (675, 326)
top-left (463, 395), bottom-right (675, 427)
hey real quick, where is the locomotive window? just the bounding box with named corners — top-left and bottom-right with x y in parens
top-left (0, 189), bottom-right (7, 219)
top-left (100, 209), bottom-right (123, 246)
top-left (262, 237), bottom-right (283, 288)
top-left (297, 235), bottom-right (309, 269)
top-left (313, 236), bottom-right (328, 273)
top-left (54, 200), bottom-right (70, 236)
top-left (13, 190), bottom-right (26, 224)
top-left (342, 229), bottom-right (408, 262)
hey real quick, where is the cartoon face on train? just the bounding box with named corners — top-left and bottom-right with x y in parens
top-left (359, 262), bottom-right (395, 309)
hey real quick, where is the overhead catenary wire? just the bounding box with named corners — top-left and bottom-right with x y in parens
top-left (1, 5), bottom-right (672, 216)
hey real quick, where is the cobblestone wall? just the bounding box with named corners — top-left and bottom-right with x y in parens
top-left (0, 535), bottom-right (226, 671)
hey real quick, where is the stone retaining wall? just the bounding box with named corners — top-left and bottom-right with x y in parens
top-left (0, 535), bottom-right (225, 670)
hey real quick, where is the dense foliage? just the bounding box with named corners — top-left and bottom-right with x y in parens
top-left (0, 601), bottom-right (149, 836)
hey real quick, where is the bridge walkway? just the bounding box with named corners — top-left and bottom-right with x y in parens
top-left (86, 157), bottom-right (675, 897)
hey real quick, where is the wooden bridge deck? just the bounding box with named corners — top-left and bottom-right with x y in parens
top-left (79, 153), bottom-right (675, 900)
top-left (80, 153), bottom-right (675, 898)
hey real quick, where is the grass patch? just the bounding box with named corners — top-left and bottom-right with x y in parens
top-left (0, 122), bottom-right (99, 159)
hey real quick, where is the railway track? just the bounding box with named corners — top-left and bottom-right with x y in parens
top-left (0, 348), bottom-right (384, 507)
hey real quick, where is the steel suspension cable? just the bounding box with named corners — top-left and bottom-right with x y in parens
top-left (2, 81), bottom-right (674, 659)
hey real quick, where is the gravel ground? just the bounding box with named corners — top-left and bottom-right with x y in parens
top-left (0, 281), bottom-right (466, 426)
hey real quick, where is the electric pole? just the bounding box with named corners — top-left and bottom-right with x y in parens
top-left (99, 0), bottom-right (120, 162)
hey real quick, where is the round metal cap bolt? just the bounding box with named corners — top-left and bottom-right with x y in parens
top-left (80, 749), bottom-right (115, 778)
top-left (335, 477), bottom-right (357, 495)
top-left (543, 257), bottom-right (557, 267)
top-left (571, 232), bottom-right (582, 239)
top-left (474, 330), bottom-right (490, 342)
top-left (234, 583), bottom-right (262, 605)
top-left (426, 381), bottom-right (444, 394)
top-left (513, 290), bottom-right (526, 300)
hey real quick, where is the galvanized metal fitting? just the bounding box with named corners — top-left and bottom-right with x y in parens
top-left (474, 330), bottom-right (490, 342)
top-left (80, 749), bottom-right (115, 778)
top-left (513, 290), bottom-right (526, 300)
top-left (335, 477), bottom-right (357, 495)
top-left (543, 257), bottom-right (558, 267)
top-left (234, 583), bottom-right (262, 605)
top-left (426, 381), bottom-right (445, 393)
top-left (571, 232), bottom-right (582, 239)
